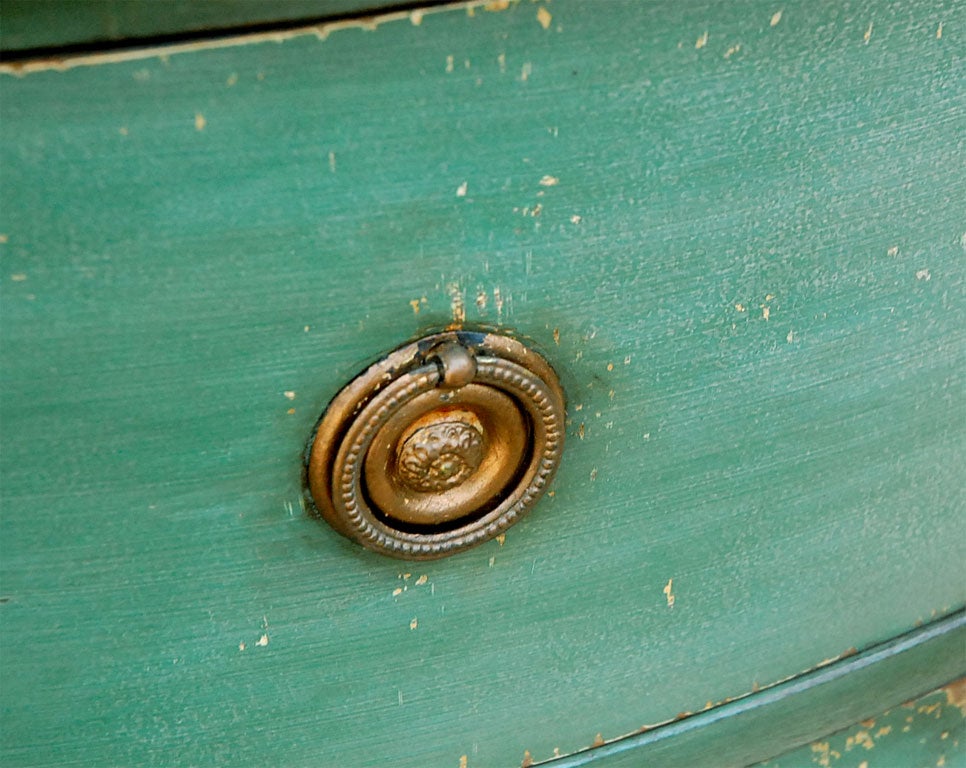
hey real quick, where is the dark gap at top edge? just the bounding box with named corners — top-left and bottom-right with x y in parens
top-left (0, 0), bottom-right (453, 64)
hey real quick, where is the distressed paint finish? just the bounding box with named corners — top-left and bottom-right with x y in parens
top-left (542, 612), bottom-right (965, 767)
top-left (0, 0), bottom-right (432, 53)
top-left (1, 1), bottom-right (964, 766)
top-left (758, 680), bottom-right (966, 768)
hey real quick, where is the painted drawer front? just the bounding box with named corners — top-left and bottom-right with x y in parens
top-left (1, 1), bottom-right (963, 766)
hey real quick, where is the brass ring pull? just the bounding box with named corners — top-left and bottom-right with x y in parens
top-left (305, 331), bottom-right (566, 560)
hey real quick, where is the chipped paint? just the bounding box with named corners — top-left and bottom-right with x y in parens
top-left (663, 578), bottom-right (675, 608)
top-left (1, 1), bottom-right (499, 76)
top-left (944, 677), bottom-right (966, 714)
top-left (448, 283), bottom-right (466, 326)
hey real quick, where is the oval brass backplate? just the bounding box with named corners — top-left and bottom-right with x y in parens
top-left (304, 330), bottom-right (566, 560)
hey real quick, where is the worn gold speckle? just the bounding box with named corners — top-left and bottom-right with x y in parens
top-left (845, 729), bottom-right (874, 751)
top-left (944, 677), bottom-right (966, 714)
top-left (663, 578), bottom-right (675, 608)
top-left (536, 7), bottom-right (552, 30)
top-left (695, 31), bottom-right (709, 49)
top-left (194, 113), bottom-right (206, 131)
top-left (770, 10), bottom-right (783, 26)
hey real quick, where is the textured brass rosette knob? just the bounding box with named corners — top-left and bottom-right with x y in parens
top-left (305, 331), bottom-right (565, 560)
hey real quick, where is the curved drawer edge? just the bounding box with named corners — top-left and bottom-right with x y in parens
top-left (540, 609), bottom-right (966, 768)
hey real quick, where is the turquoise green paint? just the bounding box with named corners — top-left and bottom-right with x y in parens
top-left (0, 0), bottom-right (417, 53)
top-left (1, 1), bottom-right (964, 766)
top-left (759, 682), bottom-right (965, 768)
top-left (543, 612), bottom-right (965, 767)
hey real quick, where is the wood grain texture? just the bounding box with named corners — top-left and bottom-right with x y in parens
top-left (1, 1), bottom-right (964, 766)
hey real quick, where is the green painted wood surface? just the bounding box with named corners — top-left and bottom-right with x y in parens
top-left (0, 0), bottom-right (428, 53)
top-left (757, 679), bottom-right (965, 768)
top-left (1, 1), bottom-right (964, 766)
top-left (544, 611), bottom-right (965, 767)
